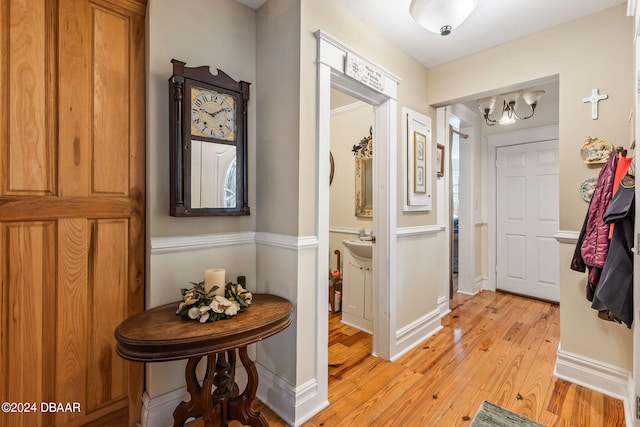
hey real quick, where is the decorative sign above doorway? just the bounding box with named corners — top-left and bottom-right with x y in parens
top-left (344, 53), bottom-right (386, 93)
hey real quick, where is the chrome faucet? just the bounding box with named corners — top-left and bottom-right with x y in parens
top-left (358, 228), bottom-right (375, 242)
top-left (358, 227), bottom-right (366, 239)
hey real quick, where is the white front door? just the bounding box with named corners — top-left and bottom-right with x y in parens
top-left (496, 140), bottom-right (559, 302)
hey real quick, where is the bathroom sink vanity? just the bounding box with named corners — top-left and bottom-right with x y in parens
top-left (341, 240), bottom-right (373, 333)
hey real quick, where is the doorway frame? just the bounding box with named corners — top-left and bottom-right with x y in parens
top-left (634, 28), bottom-right (640, 427)
top-left (438, 106), bottom-right (479, 299)
top-left (486, 125), bottom-right (559, 292)
top-left (315, 30), bottom-right (399, 402)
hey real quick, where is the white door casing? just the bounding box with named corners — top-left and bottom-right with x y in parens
top-left (496, 139), bottom-right (560, 302)
top-left (633, 27), bottom-right (640, 427)
top-left (316, 30), bottom-right (399, 412)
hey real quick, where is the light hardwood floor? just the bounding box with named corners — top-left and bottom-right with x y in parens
top-left (236, 291), bottom-right (626, 426)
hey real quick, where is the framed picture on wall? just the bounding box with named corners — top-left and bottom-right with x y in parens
top-left (402, 107), bottom-right (432, 211)
top-left (413, 131), bottom-right (427, 193)
top-left (437, 143), bottom-right (445, 177)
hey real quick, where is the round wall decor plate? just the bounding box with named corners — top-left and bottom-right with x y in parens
top-left (580, 137), bottom-right (613, 164)
top-left (579, 177), bottom-right (598, 202)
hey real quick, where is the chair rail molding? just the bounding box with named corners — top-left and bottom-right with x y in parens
top-left (554, 230), bottom-right (579, 244)
top-left (151, 231), bottom-right (256, 254)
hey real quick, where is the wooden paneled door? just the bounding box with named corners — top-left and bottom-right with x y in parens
top-left (0, 0), bottom-right (146, 426)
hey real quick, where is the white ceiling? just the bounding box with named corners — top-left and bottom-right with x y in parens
top-left (335, 0), bottom-right (627, 68)
top-left (238, 0), bottom-right (626, 68)
top-left (238, 0), bottom-right (625, 125)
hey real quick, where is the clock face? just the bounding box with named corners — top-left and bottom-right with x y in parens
top-left (190, 87), bottom-right (236, 141)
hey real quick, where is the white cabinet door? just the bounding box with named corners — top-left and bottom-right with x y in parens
top-left (343, 256), bottom-right (365, 317)
top-left (496, 140), bottom-right (559, 302)
top-left (364, 263), bottom-right (373, 321)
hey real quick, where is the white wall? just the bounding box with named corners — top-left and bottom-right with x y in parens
top-left (145, 0), bottom-right (259, 399)
top-left (145, 243), bottom-right (256, 397)
top-left (254, 4), bottom-right (311, 424)
top-left (147, 0), bottom-right (256, 238)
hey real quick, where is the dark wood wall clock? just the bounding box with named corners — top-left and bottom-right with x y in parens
top-left (169, 59), bottom-right (250, 216)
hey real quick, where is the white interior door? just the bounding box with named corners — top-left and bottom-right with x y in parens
top-left (496, 140), bottom-right (559, 302)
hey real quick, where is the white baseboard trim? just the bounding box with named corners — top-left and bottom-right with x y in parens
top-left (554, 348), bottom-right (633, 426)
top-left (438, 295), bottom-right (450, 318)
top-left (391, 308), bottom-right (442, 361)
top-left (256, 363), bottom-right (328, 426)
top-left (626, 373), bottom-right (635, 427)
top-left (473, 276), bottom-right (484, 293)
top-left (140, 388), bottom-right (188, 427)
top-left (456, 277), bottom-right (487, 297)
top-left (256, 363), bottom-right (296, 425)
top-left (292, 379), bottom-right (329, 426)
top-left (140, 366), bottom-right (248, 427)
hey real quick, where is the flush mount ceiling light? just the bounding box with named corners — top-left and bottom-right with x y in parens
top-left (477, 90), bottom-right (545, 126)
top-left (409, 0), bottom-right (479, 36)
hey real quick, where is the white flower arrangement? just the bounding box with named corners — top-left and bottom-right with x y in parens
top-left (176, 281), bottom-right (252, 323)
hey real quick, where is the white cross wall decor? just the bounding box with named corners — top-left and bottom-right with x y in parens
top-left (583, 88), bottom-right (608, 120)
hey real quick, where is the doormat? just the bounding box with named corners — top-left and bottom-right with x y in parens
top-left (470, 401), bottom-right (546, 427)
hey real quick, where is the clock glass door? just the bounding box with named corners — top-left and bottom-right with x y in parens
top-left (190, 140), bottom-right (237, 209)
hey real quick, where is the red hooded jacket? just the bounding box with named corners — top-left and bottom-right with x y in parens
top-left (580, 153), bottom-right (618, 268)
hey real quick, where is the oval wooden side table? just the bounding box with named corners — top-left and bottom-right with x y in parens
top-left (114, 293), bottom-right (292, 427)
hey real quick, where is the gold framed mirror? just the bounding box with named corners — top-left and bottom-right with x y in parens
top-left (353, 128), bottom-right (373, 218)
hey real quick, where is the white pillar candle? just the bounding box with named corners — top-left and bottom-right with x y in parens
top-left (204, 268), bottom-right (226, 295)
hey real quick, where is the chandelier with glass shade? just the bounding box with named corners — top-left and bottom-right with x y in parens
top-left (476, 90), bottom-right (545, 126)
top-left (409, 0), bottom-right (479, 36)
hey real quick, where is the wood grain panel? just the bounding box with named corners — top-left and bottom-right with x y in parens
top-left (55, 219), bottom-right (89, 425)
top-left (58, 0), bottom-right (91, 197)
top-left (0, 2), bottom-right (5, 198)
top-left (1, 1), bottom-right (146, 424)
top-left (87, 219), bottom-right (128, 412)
top-left (3, 222), bottom-right (56, 427)
top-left (0, 196), bottom-right (133, 220)
top-left (92, 0), bottom-right (147, 16)
top-left (7, 0), bottom-right (53, 194)
top-left (92, 7), bottom-right (129, 195)
top-left (124, 9), bottom-right (145, 427)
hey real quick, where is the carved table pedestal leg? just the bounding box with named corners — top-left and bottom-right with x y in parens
top-left (172, 347), bottom-right (266, 427)
top-left (228, 347), bottom-right (268, 427)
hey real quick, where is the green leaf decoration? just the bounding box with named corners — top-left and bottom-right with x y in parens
top-left (176, 280), bottom-right (253, 323)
